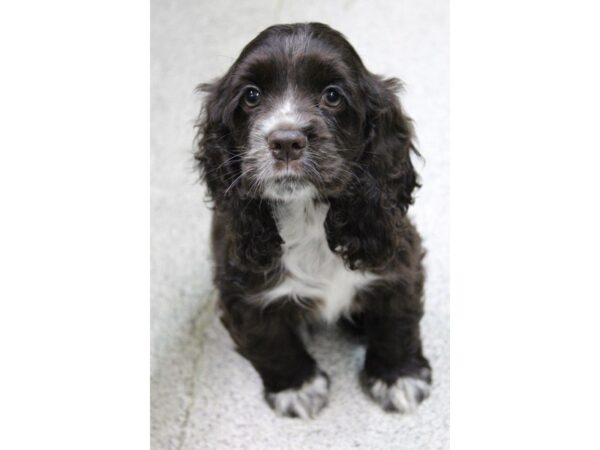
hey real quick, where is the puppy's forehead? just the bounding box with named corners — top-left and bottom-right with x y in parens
top-left (236, 33), bottom-right (354, 91)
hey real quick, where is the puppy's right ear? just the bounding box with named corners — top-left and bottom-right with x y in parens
top-left (194, 78), bottom-right (240, 205)
top-left (194, 78), bottom-right (283, 269)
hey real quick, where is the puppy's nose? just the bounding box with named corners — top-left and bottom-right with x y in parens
top-left (267, 130), bottom-right (307, 161)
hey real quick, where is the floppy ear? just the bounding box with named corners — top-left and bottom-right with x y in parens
top-left (326, 76), bottom-right (420, 270)
top-left (195, 79), bottom-right (282, 269)
top-left (194, 79), bottom-right (241, 204)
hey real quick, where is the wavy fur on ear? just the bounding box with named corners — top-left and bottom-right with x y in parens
top-left (326, 76), bottom-right (420, 270)
top-left (195, 80), bottom-right (282, 269)
top-left (194, 79), bottom-right (240, 204)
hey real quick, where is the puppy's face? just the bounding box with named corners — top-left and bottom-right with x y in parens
top-left (198, 23), bottom-right (418, 269)
top-left (213, 25), bottom-right (370, 200)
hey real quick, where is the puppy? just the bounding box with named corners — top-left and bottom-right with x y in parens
top-left (195, 23), bottom-right (431, 419)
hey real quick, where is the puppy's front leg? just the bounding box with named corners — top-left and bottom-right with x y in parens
top-left (220, 297), bottom-right (329, 419)
top-left (361, 283), bottom-right (432, 413)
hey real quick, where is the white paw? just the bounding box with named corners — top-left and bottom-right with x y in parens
top-left (265, 371), bottom-right (330, 419)
top-left (367, 375), bottom-right (431, 414)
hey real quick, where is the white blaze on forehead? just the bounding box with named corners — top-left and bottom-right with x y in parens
top-left (260, 92), bottom-right (305, 135)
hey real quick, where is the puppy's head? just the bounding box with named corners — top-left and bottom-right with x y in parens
top-left (196, 23), bottom-right (418, 208)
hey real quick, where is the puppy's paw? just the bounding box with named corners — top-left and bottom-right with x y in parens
top-left (265, 370), bottom-right (330, 419)
top-left (363, 368), bottom-right (432, 414)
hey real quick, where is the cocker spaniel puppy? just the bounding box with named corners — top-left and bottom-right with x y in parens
top-left (195, 23), bottom-right (431, 419)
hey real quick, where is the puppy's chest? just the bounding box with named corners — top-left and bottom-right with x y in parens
top-left (264, 199), bottom-right (377, 322)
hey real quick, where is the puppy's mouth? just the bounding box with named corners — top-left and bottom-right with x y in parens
top-left (272, 158), bottom-right (305, 176)
top-left (269, 155), bottom-right (312, 183)
top-left (272, 171), bottom-right (309, 187)
top-left (263, 171), bottom-right (315, 200)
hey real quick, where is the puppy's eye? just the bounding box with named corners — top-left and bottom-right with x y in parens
top-left (243, 87), bottom-right (261, 107)
top-left (321, 87), bottom-right (343, 108)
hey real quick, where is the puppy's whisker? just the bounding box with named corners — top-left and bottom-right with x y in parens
top-left (202, 153), bottom-right (244, 176)
top-left (303, 159), bottom-right (326, 190)
top-left (223, 172), bottom-right (245, 196)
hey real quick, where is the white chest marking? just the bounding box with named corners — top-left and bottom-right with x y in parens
top-left (263, 198), bottom-right (378, 322)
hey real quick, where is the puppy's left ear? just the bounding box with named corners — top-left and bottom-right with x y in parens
top-left (363, 76), bottom-right (420, 213)
top-left (327, 76), bottom-right (420, 270)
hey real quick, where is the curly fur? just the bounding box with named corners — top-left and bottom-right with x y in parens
top-left (195, 23), bottom-right (431, 418)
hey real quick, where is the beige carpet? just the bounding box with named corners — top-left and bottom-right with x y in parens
top-left (151, 1), bottom-right (448, 448)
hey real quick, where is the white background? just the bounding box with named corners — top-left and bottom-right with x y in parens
top-left (1, 1), bottom-right (599, 449)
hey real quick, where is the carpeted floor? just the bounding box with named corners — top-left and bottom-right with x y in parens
top-left (151, 1), bottom-right (448, 448)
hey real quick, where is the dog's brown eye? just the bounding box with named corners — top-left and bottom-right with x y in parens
top-left (322, 88), bottom-right (342, 108)
top-left (244, 87), bottom-right (261, 107)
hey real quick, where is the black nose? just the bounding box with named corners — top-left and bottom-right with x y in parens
top-left (267, 130), bottom-right (307, 162)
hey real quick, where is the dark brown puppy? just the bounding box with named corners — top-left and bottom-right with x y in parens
top-left (195, 23), bottom-right (431, 418)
